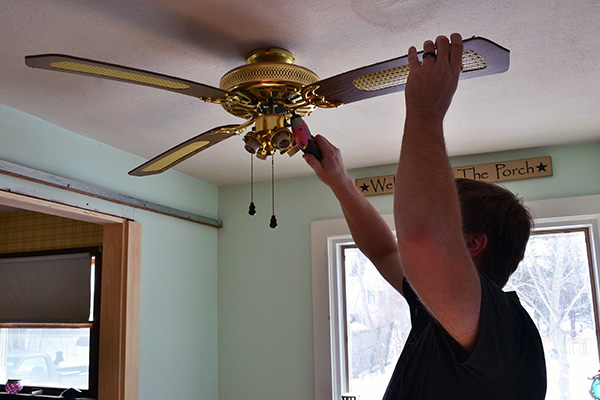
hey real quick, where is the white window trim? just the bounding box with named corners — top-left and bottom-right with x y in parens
top-left (311, 194), bottom-right (600, 400)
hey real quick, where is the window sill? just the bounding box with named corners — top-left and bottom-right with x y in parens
top-left (0, 391), bottom-right (94, 400)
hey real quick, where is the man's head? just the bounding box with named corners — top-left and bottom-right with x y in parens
top-left (455, 178), bottom-right (532, 288)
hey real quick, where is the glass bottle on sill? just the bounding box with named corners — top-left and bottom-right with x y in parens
top-left (5, 378), bottom-right (23, 394)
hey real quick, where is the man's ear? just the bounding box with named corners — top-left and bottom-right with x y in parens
top-left (464, 232), bottom-right (488, 259)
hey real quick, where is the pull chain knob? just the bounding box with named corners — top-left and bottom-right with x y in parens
top-left (270, 156), bottom-right (277, 228)
top-left (248, 153), bottom-right (256, 216)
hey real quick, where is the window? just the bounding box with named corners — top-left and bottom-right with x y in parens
top-left (341, 246), bottom-right (409, 400)
top-left (311, 196), bottom-right (600, 400)
top-left (0, 190), bottom-right (141, 400)
top-left (505, 228), bottom-right (600, 400)
top-left (310, 215), bottom-right (396, 400)
top-left (335, 224), bottom-right (600, 400)
top-left (0, 248), bottom-right (101, 397)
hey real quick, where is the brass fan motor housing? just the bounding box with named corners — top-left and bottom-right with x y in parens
top-left (219, 48), bottom-right (320, 119)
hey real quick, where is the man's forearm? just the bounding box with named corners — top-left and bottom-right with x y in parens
top-left (304, 134), bottom-right (404, 292)
top-left (330, 176), bottom-right (404, 293)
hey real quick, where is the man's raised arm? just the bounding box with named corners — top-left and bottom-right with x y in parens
top-left (394, 33), bottom-right (482, 351)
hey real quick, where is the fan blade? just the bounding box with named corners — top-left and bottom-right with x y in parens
top-left (129, 124), bottom-right (245, 176)
top-left (25, 54), bottom-right (231, 102)
top-left (311, 37), bottom-right (509, 105)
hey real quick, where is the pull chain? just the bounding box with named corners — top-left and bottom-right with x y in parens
top-left (270, 156), bottom-right (278, 228)
top-left (248, 154), bottom-right (256, 216)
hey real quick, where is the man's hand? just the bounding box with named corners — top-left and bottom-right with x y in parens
top-left (303, 135), bottom-right (354, 193)
top-left (405, 33), bottom-right (463, 122)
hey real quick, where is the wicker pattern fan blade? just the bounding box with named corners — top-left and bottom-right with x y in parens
top-left (25, 54), bottom-right (231, 102)
top-left (312, 37), bottom-right (509, 105)
top-left (129, 124), bottom-right (244, 176)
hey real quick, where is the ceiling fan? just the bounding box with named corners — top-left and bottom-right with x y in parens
top-left (25, 37), bottom-right (509, 177)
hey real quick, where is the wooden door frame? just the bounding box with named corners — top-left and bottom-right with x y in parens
top-left (0, 190), bottom-right (140, 400)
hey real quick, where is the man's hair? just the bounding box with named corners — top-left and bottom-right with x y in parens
top-left (455, 178), bottom-right (533, 288)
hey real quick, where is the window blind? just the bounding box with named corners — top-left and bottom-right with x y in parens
top-left (0, 252), bottom-right (92, 323)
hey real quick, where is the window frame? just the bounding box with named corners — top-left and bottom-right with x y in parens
top-left (311, 194), bottom-right (600, 400)
top-left (0, 190), bottom-right (140, 400)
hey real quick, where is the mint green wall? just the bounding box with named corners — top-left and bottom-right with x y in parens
top-left (0, 105), bottom-right (220, 400)
top-left (451, 143), bottom-right (600, 201)
top-left (217, 140), bottom-right (600, 400)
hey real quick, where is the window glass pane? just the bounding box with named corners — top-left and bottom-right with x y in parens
top-left (0, 328), bottom-right (90, 390)
top-left (343, 247), bottom-right (410, 400)
top-left (505, 229), bottom-right (599, 400)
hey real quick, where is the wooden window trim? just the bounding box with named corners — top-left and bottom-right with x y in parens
top-left (0, 190), bottom-right (140, 400)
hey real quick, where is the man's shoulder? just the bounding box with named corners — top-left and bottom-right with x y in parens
top-left (475, 271), bottom-right (546, 368)
top-left (478, 272), bottom-right (539, 331)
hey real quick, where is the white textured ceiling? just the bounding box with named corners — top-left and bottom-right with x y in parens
top-left (1, 0), bottom-right (599, 186)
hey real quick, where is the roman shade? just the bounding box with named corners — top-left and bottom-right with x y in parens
top-left (0, 252), bottom-right (92, 323)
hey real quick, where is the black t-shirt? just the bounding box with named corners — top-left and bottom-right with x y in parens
top-left (382, 273), bottom-right (547, 399)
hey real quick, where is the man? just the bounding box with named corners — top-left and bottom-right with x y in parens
top-left (304, 33), bottom-right (546, 399)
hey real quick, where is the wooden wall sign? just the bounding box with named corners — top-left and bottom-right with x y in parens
top-left (452, 156), bottom-right (552, 183)
top-left (355, 156), bottom-right (552, 197)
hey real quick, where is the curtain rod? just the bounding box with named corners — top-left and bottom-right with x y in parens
top-left (0, 159), bottom-right (223, 228)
